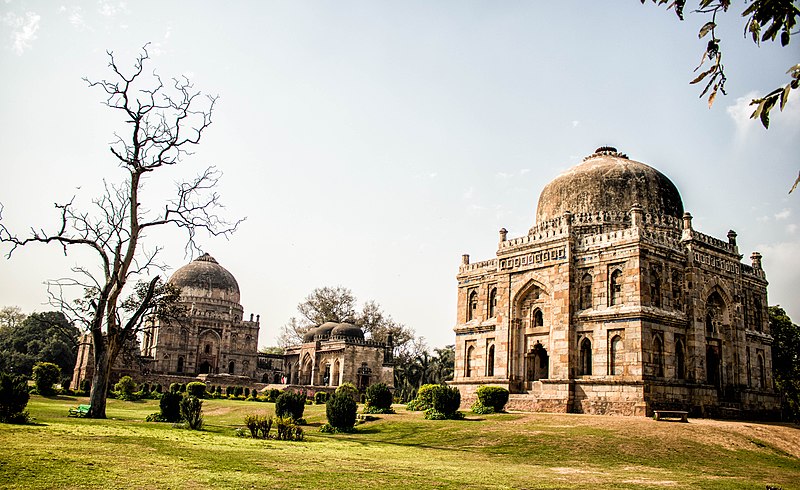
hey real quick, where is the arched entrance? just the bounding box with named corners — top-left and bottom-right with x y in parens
top-left (525, 342), bottom-right (549, 387)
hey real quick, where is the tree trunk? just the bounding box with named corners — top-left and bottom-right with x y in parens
top-left (87, 343), bottom-right (110, 418)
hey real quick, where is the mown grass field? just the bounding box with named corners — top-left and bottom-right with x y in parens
top-left (0, 395), bottom-right (798, 489)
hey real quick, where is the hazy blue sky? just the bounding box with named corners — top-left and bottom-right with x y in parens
top-left (1, 1), bottom-right (798, 349)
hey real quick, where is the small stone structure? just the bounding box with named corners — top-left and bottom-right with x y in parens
top-left (72, 254), bottom-right (393, 393)
top-left (450, 147), bottom-right (779, 418)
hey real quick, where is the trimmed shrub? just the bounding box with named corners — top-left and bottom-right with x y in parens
top-left (244, 413), bottom-right (273, 438)
top-left (234, 386), bottom-right (244, 397)
top-left (314, 391), bottom-right (329, 404)
top-left (180, 395), bottom-right (204, 430)
top-left (32, 362), bottom-right (61, 396)
top-left (0, 372), bottom-right (30, 423)
top-left (225, 386), bottom-right (233, 396)
top-left (275, 391), bottom-right (306, 421)
top-left (326, 394), bottom-right (357, 431)
top-left (244, 387), bottom-right (250, 398)
top-left (274, 416), bottom-right (304, 441)
top-left (335, 382), bottom-right (359, 402)
top-left (141, 382), bottom-right (150, 394)
top-left (215, 385), bottom-right (223, 395)
top-left (114, 376), bottom-right (138, 401)
top-left (431, 385), bottom-right (461, 417)
top-left (406, 384), bottom-right (438, 411)
top-left (186, 382), bottom-right (206, 399)
top-left (178, 383), bottom-right (186, 393)
top-left (169, 383), bottom-right (180, 393)
top-left (364, 383), bottom-right (393, 412)
top-left (476, 385), bottom-right (509, 412)
top-left (266, 388), bottom-right (281, 402)
top-left (153, 383), bottom-right (162, 394)
top-left (159, 392), bottom-right (182, 422)
top-left (470, 400), bottom-right (494, 414)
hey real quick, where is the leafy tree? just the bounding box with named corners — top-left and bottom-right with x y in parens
top-left (258, 346), bottom-right (285, 355)
top-left (0, 46), bottom-right (240, 418)
top-left (325, 394), bottom-right (357, 431)
top-left (0, 307), bottom-right (25, 331)
top-left (770, 306), bottom-right (800, 421)
top-left (32, 362), bottom-right (61, 396)
top-left (114, 375), bottom-right (138, 400)
top-left (0, 311), bottom-right (79, 385)
top-left (643, 0), bottom-right (799, 191)
top-left (0, 372), bottom-right (30, 423)
top-left (275, 391), bottom-right (306, 421)
top-left (180, 395), bottom-right (204, 430)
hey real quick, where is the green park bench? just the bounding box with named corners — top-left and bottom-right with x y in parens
top-left (68, 404), bottom-right (91, 417)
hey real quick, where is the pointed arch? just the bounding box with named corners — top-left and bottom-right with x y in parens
top-left (580, 272), bottom-right (593, 310)
top-left (467, 290), bottom-right (478, 321)
top-left (579, 337), bottom-right (592, 376)
top-left (609, 269), bottom-right (623, 306)
top-left (609, 335), bottom-right (623, 375)
top-left (486, 344), bottom-right (495, 377)
top-left (332, 359), bottom-right (341, 386)
top-left (488, 287), bottom-right (498, 318)
top-left (533, 308), bottom-right (544, 327)
top-left (513, 280), bottom-right (549, 319)
top-left (652, 333), bottom-right (664, 377)
top-left (465, 345), bottom-right (476, 378)
top-left (675, 338), bottom-right (686, 380)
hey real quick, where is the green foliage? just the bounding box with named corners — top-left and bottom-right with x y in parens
top-left (470, 400), bottom-right (494, 414)
top-left (152, 383), bottom-right (162, 394)
top-left (169, 383), bottom-right (180, 393)
top-left (275, 391), bottom-right (306, 421)
top-left (770, 306), bottom-right (800, 421)
top-left (326, 394), bottom-right (357, 431)
top-left (180, 395), bottom-right (204, 430)
top-left (186, 382), bottom-right (206, 399)
top-left (431, 385), bottom-right (461, 417)
top-left (406, 384), bottom-right (438, 411)
top-left (244, 413), bottom-right (273, 438)
top-left (114, 376), bottom-right (138, 401)
top-left (0, 371), bottom-right (30, 423)
top-left (32, 362), bottom-right (61, 396)
top-left (178, 383), bottom-right (186, 393)
top-left (364, 383), bottom-right (393, 412)
top-left (244, 387), bottom-right (250, 398)
top-left (314, 391), bottom-right (329, 404)
top-left (335, 382), bottom-right (359, 402)
top-left (159, 392), bottom-right (182, 423)
top-left (225, 386), bottom-right (234, 396)
top-left (273, 416), bottom-right (304, 441)
top-left (476, 386), bottom-right (509, 412)
top-left (234, 386), bottom-right (243, 397)
top-left (266, 388), bottom-right (281, 402)
top-left (0, 311), bottom-right (79, 386)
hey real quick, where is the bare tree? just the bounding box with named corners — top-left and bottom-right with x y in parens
top-left (0, 45), bottom-right (242, 418)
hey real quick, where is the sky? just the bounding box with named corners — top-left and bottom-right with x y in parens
top-left (1, 1), bottom-right (798, 350)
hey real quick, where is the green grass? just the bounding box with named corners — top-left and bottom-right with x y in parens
top-left (0, 395), bottom-right (798, 489)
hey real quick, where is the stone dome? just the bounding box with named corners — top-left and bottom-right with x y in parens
top-left (168, 253), bottom-right (241, 303)
top-left (535, 147), bottom-right (684, 225)
top-left (316, 321), bottom-right (338, 337)
top-left (302, 327), bottom-right (318, 343)
top-left (331, 322), bottom-right (364, 339)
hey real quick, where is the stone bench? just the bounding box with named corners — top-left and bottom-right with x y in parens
top-left (653, 410), bottom-right (688, 422)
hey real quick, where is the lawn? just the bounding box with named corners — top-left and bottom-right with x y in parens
top-left (0, 395), bottom-right (798, 489)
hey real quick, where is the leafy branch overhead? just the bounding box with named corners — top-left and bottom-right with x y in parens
top-left (644, 0), bottom-right (799, 192)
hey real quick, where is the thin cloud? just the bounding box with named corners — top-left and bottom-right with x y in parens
top-left (775, 208), bottom-right (791, 220)
top-left (786, 223), bottom-right (798, 235)
top-left (3, 11), bottom-right (41, 55)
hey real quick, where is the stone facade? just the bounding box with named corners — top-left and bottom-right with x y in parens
top-left (72, 254), bottom-right (394, 393)
top-left (450, 147), bottom-right (779, 418)
top-left (283, 322), bottom-right (394, 389)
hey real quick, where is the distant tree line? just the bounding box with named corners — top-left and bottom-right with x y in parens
top-left (0, 306), bottom-right (80, 387)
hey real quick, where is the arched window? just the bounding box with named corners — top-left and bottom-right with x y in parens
top-left (757, 353), bottom-right (766, 389)
top-left (610, 269), bottom-right (623, 306)
top-left (332, 360), bottom-right (341, 387)
top-left (466, 345), bottom-right (476, 378)
top-left (533, 308), bottom-right (544, 327)
top-left (675, 339), bottom-right (686, 380)
top-left (609, 335), bottom-right (623, 375)
top-left (706, 292), bottom-right (725, 335)
top-left (671, 270), bottom-right (683, 310)
top-left (488, 287), bottom-right (497, 318)
top-left (746, 347), bottom-right (752, 387)
top-left (580, 273), bottom-right (592, 310)
top-left (204, 343), bottom-right (211, 354)
top-left (179, 328), bottom-right (189, 348)
top-left (486, 344), bottom-right (495, 376)
top-left (579, 338), bottom-right (592, 376)
top-left (177, 356), bottom-right (185, 373)
top-left (653, 334), bottom-right (664, 377)
top-left (754, 297), bottom-right (763, 332)
top-left (467, 291), bottom-right (478, 321)
top-left (228, 360), bottom-right (235, 375)
top-left (651, 268), bottom-right (662, 307)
